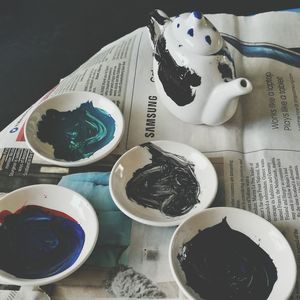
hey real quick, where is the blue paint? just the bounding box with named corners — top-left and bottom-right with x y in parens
top-left (37, 101), bottom-right (116, 161)
top-left (0, 205), bottom-right (85, 279)
top-left (187, 28), bottom-right (194, 37)
top-left (222, 34), bottom-right (300, 68)
top-left (205, 35), bottom-right (212, 45)
top-left (177, 23), bottom-right (180, 28)
top-left (193, 10), bottom-right (202, 19)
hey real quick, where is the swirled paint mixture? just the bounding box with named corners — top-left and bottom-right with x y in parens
top-left (37, 101), bottom-right (116, 161)
top-left (177, 218), bottom-right (278, 300)
top-left (125, 142), bottom-right (200, 217)
top-left (0, 205), bottom-right (85, 279)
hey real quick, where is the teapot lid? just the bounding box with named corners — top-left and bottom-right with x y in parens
top-left (165, 10), bottom-right (223, 55)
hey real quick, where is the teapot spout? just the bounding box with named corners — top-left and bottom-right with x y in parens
top-left (202, 78), bottom-right (253, 125)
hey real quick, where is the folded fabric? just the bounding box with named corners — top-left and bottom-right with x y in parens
top-left (58, 172), bottom-right (132, 267)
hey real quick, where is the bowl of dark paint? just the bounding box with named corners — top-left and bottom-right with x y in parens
top-left (0, 184), bottom-right (99, 286)
top-left (25, 91), bottom-right (124, 167)
top-left (109, 140), bottom-right (218, 226)
top-left (169, 207), bottom-right (297, 300)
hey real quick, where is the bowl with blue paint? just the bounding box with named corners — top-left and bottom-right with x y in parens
top-left (169, 207), bottom-right (297, 300)
top-left (109, 140), bottom-right (218, 226)
top-left (25, 91), bottom-right (124, 167)
top-left (0, 184), bottom-right (99, 286)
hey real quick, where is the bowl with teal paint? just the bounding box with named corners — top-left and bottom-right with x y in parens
top-left (0, 184), bottom-right (99, 286)
top-left (25, 91), bottom-right (124, 167)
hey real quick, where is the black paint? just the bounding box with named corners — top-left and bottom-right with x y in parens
top-left (216, 47), bottom-right (234, 64)
top-left (148, 10), bottom-right (168, 45)
top-left (218, 62), bottom-right (233, 82)
top-left (154, 36), bottom-right (201, 106)
top-left (241, 79), bottom-right (247, 87)
top-left (215, 47), bottom-right (236, 79)
top-left (125, 142), bottom-right (200, 217)
top-left (177, 218), bottom-right (278, 300)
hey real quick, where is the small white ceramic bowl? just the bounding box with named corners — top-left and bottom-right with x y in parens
top-left (25, 91), bottom-right (124, 167)
top-left (169, 207), bottom-right (297, 300)
top-left (109, 140), bottom-right (218, 226)
top-left (0, 184), bottom-right (99, 286)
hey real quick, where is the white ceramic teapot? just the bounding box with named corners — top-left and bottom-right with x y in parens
top-left (148, 9), bottom-right (253, 125)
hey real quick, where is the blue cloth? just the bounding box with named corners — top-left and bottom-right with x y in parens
top-left (58, 172), bottom-right (132, 267)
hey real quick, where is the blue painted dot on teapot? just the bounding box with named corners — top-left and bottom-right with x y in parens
top-left (169, 10), bottom-right (224, 55)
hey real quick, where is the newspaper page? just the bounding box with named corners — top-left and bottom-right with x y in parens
top-left (0, 10), bottom-right (299, 300)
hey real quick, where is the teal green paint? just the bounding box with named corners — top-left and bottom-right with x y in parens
top-left (37, 101), bottom-right (116, 161)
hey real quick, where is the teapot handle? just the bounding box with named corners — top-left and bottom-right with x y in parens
top-left (148, 9), bottom-right (170, 47)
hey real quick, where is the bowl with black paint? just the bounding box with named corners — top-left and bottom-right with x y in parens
top-left (0, 184), bottom-right (99, 287)
top-left (25, 91), bottom-right (124, 167)
top-left (109, 140), bottom-right (218, 226)
top-left (169, 207), bottom-right (297, 300)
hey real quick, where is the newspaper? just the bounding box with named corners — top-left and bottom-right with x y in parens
top-left (0, 10), bottom-right (300, 299)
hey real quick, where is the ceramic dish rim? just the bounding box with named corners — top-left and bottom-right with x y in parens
top-left (0, 184), bottom-right (99, 286)
top-left (24, 91), bottom-right (124, 167)
top-left (168, 206), bottom-right (297, 300)
top-left (109, 140), bottom-right (218, 227)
